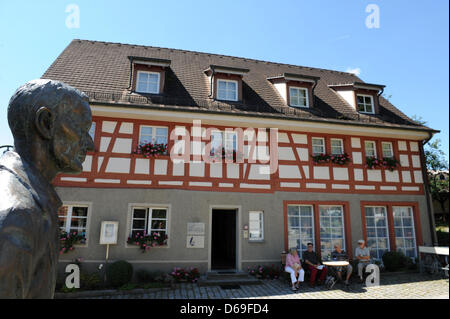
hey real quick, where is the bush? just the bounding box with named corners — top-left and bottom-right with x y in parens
top-left (106, 260), bottom-right (133, 288)
top-left (382, 251), bottom-right (408, 271)
top-left (170, 267), bottom-right (200, 283)
top-left (136, 269), bottom-right (153, 283)
top-left (80, 272), bottom-right (102, 290)
top-left (248, 265), bottom-right (280, 279)
top-left (436, 230), bottom-right (449, 247)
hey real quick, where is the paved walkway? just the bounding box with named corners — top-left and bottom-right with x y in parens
top-left (84, 273), bottom-right (448, 299)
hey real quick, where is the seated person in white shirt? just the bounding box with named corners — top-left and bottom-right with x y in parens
top-left (355, 239), bottom-right (372, 283)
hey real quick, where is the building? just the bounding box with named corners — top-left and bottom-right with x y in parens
top-left (43, 39), bottom-right (438, 274)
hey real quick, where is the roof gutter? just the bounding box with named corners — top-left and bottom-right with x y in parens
top-left (420, 131), bottom-right (438, 246)
top-left (208, 66), bottom-right (215, 98)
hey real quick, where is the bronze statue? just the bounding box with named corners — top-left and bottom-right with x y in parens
top-left (0, 79), bottom-right (94, 298)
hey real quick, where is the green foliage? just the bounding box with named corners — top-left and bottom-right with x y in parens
top-left (136, 269), bottom-right (153, 283)
top-left (365, 156), bottom-right (400, 171)
top-left (436, 230), bottom-right (449, 247)
top-left (382, 251), bottom-right (408, 271)
top-left (170, 267), bottom-right (200, 283)
top-left (59, 231), bottom-right (86, 254)
top-left (247, 264), bottom-right (280, 279)
top-left (312, 153), bottom-right (351, 165)
top-left (127, 231), bottom-right (168, 252)
top-left (106, 260), bottom-right (133, 288)
top-left (425, 139), bottom-right (449, 213)
top-left (80, 272), bottom-right (102, 290)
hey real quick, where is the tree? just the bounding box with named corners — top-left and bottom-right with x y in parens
top-left (424, 139), bottom-right (449, 222)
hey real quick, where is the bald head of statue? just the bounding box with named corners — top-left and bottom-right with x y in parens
top-left (7, 79), bottom-right (94, 179)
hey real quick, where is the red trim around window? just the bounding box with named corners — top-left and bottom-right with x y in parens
top-left (283, 200), bottom-right (352, 259)
top-left (360, 201), bottom-right (423, 255)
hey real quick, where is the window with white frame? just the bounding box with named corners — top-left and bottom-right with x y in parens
top-left (289, 87), bottom-right (309, 108)
top-left (357, 94), bottom-right (374, 114)
top-left (89, 122), bottom-right (96, 140)
top-left (139, 126), bottom-right (168, 146)
top-left (393, 206), bottom-right (417, 258)
top-left (130, 207), bottom-right (168, 241)
top-left (287, 205), bottom-right (314, 258)
top-left (58, 204), bottom-right (89, 239)
top-left (330, 138), bottom-right (344, 155)
top-left (217, 79), bottom-right (238, 101)
top-left (382, 142), bottom-right (394, 158)
top-left (136, 71), bottom-right (160, 94)
top-left (249, 211), bottom-right (264, 241)
top-left (319, 205), bottom-right (345, 258)
top-left (210, 130), bottom-right (237, 155)
top-left (365, 141), bottom-right (377, 158)
top-left (364, 206), bottom-right (390, 260)
top-left (312, 137), bottom-right (325, 155)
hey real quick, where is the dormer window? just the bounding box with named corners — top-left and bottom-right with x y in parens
top-left (128, 56), bottom-right (171, 95)
top-left (328, 82), bottom-right (384, 115)
top-left (267, 73), bottom-right (319, 109)
top-left (204, 65), bottom-right (249, 103)
top-left (136, 71), bottom-right (160, 94)
top-left (357, 94), bottom-right (374, 114)
top-left (289, 87), bottom-right (309, 108)
top-left (217, 79), bottom-right (238, 101)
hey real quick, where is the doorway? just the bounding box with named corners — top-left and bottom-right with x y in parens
top-left (211, 209), bottom-right (237, 270)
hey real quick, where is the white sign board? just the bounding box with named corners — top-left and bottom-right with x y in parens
top-left (187, 222), bottom-right (205, 235)
top-left (187, 235), bottom-right (204, 248)
top-left (99, 221), bottom-right (119, 245)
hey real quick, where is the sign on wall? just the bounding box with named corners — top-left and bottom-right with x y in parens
top-left (187, 235), bottom-right (205, 248)
top-left (187, 222), bottom-right (205, 235)
top-left (99, 221), bottom-right (119, 245)
top-left (187, 222), bottom-right (205, 248)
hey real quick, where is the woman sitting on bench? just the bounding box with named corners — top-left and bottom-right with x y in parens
top-left (285, 247), bottom-right (305, 291)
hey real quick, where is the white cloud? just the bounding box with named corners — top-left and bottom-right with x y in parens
top-left (346, 67), bottom-right (361, 76)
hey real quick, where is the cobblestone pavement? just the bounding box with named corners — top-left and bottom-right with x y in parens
top-left (86, 273), bottom-right (448, 299)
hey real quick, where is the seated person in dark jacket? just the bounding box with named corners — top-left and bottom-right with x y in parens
top-left (303, 243), bottom-right (327, 287)
top-left (331, 243), bottom-right (353, 286)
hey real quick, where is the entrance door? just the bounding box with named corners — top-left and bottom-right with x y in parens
top-left (211, 209), bottom-right (236, 270)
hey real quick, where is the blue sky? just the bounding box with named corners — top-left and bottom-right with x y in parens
top-left (0, 0), bottom-right (448, 159)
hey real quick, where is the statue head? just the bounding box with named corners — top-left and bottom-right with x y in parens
top-left (7, 79), bottom-right (94, 175)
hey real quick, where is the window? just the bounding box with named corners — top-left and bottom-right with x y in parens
top-left (393, 206), bottom-right (417, 258)
top-left (287, 205), bottom-right (314, 258)
top-left (365, 206), bottom-right (390, 260)
top-left (319, 205), bottom-right (345, 258)
top-left (312, 137), bottom-right (325, 155)
top-left (249, 211), bottom-right (264, 241)
top-left (210, 130), bottom-right (237, 155)
top-left (365, 141), bottom-right (377, 158)
top-left (357, 94), bottom-right (374, 114)
top-left (217, 79), bottom-right (238, 101)
top-left (330, 139), bottom-right (344, 155)
top-left (58, 204), bottom-right (89, 238)
top-left (289, 87), bottom-right (309, 108)
top-left (130, 207), bottom-right (168, 241)
top-left (139, 126), bottom-right (168, 146)
top-left (382, 142), bottom-right (394, 158)
top-left (136, 71), bottom-right (160, 94)
top-left (89, 122), bottom-right (96, 140)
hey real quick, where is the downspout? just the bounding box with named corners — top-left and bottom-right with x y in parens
top-left (311, 78), bottom-right (318, 107)
top-left (127, 58), bottom-right (134, 90)
top-left (208, 66), bottom-right (215, 99)
top-left (377, 87), bottom-right (384, 112)
top-left (420, 131), bottom-right (438, 246)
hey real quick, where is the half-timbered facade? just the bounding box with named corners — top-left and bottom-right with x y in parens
top-left (43, 40), bottom-right (437, 274)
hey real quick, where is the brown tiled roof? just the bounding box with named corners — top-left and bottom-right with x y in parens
top-left (42, 39), bottom-right (435, 132)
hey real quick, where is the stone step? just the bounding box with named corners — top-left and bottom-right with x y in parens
top-left (198, 271), bottom-right (262, 286)
top-left (197, 277), bottom-right (262, 287)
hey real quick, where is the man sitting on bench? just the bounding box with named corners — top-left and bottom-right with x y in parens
top-left (303, 242), bottom-right (328, 288)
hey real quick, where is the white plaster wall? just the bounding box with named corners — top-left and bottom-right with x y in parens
top-left (135, 158), bottom-right (149, 174)
top-left (112, 138), bottom-right (132, 153)
top-left (278, 165), bottom-right (302, 179)
top-left (313, 166), bottom-right (330, 180)
top-left (154, 159), bottom-right (168, 175)
top-left (333, 167), bottom-right (349, 181)
top-left (105, 158), bottom-right (131, 174)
